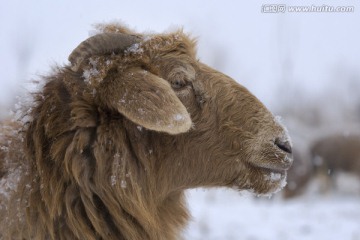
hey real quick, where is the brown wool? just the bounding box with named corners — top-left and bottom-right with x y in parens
top-left (0, 23), bottom-right (293, 240)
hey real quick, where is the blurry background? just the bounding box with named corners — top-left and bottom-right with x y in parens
top-left (1, 0), bottom-right (359, 239)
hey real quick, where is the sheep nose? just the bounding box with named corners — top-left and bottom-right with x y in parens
top-left (275, 138), bottom-right (292, 154)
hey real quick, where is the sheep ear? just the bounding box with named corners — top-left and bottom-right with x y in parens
top-left (99, 68), bottom-right (192, 135)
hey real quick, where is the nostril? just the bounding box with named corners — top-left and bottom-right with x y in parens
top-left (275, 138), bottom-right (292, 154)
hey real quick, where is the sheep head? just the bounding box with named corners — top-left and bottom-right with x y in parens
top-left (68, 24), bottom-right (293, 197)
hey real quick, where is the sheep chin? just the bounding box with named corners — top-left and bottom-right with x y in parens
top-left (257, 172), bottom-right (288, 198)
top-left (233, 169), bottom-right (288, 198)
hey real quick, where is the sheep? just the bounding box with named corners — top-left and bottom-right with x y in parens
top-left (0, 23), bottom-right (293, 240)
top-left (310, 133), bottom-right (360, 192)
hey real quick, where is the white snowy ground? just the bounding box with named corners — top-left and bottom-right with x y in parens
top-left (184, 182), bottom-right (360, 240)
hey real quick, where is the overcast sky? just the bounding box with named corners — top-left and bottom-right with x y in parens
top-left (1, 0), bottom-right (359, 109)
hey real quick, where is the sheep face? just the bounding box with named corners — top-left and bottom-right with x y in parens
top-left (155, 61), bottom-right (293, 195)
top-left (77, 25), bottom-right (293, 196)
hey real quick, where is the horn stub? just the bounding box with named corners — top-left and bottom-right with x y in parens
top-left (68, 33), bottom-right (141, 71)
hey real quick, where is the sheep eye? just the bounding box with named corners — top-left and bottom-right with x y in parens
top-left (171, 79), bottom-right (187, 90)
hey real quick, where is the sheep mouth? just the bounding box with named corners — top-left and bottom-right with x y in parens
top-left (258, 166), bottom-right (286, 176)
top-left (259, 150), bottom-right (293, 172)
top-left (251, 159), bottom-right (292, 174)
top-left (251, 163), bottom-right (287, 181)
